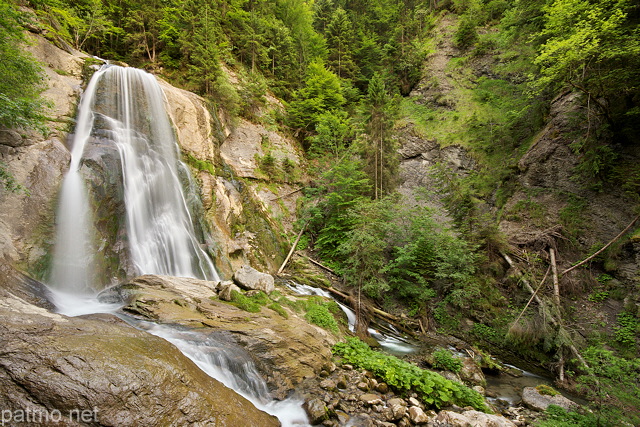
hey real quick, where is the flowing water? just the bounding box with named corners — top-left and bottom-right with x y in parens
top-left (48, 64), bottom-right (308, 426)
top-left (286, 282), bottom-right (417, 355)
top-left (50, 64), bottom-right (218, 292)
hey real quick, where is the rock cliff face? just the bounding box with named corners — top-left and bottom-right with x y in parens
top-left (0, 34), bottom-right (84, 278)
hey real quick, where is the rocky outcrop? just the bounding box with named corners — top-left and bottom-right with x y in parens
top-left (0, 291), bottom-right (278, 426)
top-left (100, 273), bottom-right (337, 398)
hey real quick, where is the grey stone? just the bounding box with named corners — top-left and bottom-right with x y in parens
top-left (522, 387), bottom-right (579, 412)
top-left (233, 264), bottom-right (275, 293)
top-left (408, 406), bottom-right (430, 424)
top-left (219, 282), bottom-right (242, 301)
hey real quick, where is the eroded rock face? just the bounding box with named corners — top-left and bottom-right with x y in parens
top-left (0, 292), bottom-right (279, 427)
top-left (100, 274), bottom-right (336, 398)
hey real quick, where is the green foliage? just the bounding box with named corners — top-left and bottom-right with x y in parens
top-left (533, 0), bottom-right (640, 139)
top-left (613, 312), bottom-right (638, 349)
top-left (335, 197), bottom-right (395, 298)
top-left (432, 348), bottom-right (463, 373)
top-left (268, 302), bottom-right (288, 318)
top-left (182, 151), bottom-right (215, 175)
top-left (536, 405), bottom-right (601, 427)
top-left (333, 338), bottom-right (489, 411)
top-left (535, 384), bottom-right (560, 397)
top-left (471, 323), bottom-right (501, 344)
top-left (287, 60), bottom-right (346, 142)
top-left (454, 14), bottom-right (478, 49)
top-left (0, 1), bottom-right (49, 132)
top-left (304, 300), bottom-right (340, 333)
top-left (230, 290), bottom-right (262, 313)
top-left (575, 346), bottom-right (640, 425)
top-left (587, 291), bottom-right (609, 303)
top-left (304, 156), bottom-right (371, 258)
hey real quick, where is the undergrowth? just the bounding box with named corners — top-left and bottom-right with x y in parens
top-left (333, 338), bottom-right (489, 412)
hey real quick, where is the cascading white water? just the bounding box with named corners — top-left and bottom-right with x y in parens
top-left (287, 282), bottom-right (416, 355)
top-left (49, 70), bottom-right (104, 295)
top-left (97, 66), bottom-right (218, 281)
top-left (141, 322), bottom-right (309, 426)
top-left (50, 64), bottom-right (218, 293)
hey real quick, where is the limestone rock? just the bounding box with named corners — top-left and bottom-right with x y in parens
top-left (233, 265), bottom-right (275, 293)
top-left (408, 406), bottom-right (430, 424)
top-left (103, 274), bottom-right (336, 398)
top-left (522, 387), bottom-right (579, 412)
top-left (360, 393), bottom-right (383, 405)
top-left (219, 281), bottom-right (242, 301)
top-left (460, 357), bottom-right (487, 387)
top-left (436, 410), bottom-right (517, 427)
top-left (0, 292), bottom-right (278, 426)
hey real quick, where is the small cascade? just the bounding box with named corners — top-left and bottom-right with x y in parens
top-left (136, 321), bottom-right (309, 426)
top-left (286, 282), bottom-right (416, 355)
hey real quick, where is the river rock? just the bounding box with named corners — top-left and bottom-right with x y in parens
top-left (522, 386), bottom-right (579, 412)
top-left (408, 406), bottom-right (430, 424)
top-left (460, 357), bottom-right (487, 387)
top-left (0, 291), bottom-right (278, 426)
top-left (360, 393), bottom-right (383, 405)
top-left (219, 281), bottom-right (242, 301)
top-left (436, 410), bottom-right (517, 426)
top-left (233, 265), bottom-right (275, 293)
top-left (303, 398), bottom-right (328, 424)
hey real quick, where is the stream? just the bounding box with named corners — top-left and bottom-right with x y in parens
top-left (285, 281), bottom-right (572, 409)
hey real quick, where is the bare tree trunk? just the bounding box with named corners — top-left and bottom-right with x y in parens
top-left (550, 248), bottom-right (560, 307)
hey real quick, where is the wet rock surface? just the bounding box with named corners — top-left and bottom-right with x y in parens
top-left (100, 272), bottom-right (337, 398)
top-left (0, 291), bottom-right (279, 426)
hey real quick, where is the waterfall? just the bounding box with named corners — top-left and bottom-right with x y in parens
top-left (47, 65), bottom-right (309, 426)
top-left (49, 64), bottom-right (218, 295)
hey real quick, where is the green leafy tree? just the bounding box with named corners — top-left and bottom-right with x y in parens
top-left (534, 0), bottom-right (640, 137)
top-left (287, 60), bottom-right (345, 141)
top-left (326, 7), bottom-right (359, 80)
top-left (304, 156), bottom-right (371, 259)
top-left (0, 0), bottom-right (48, 192)
top-left (0, 1), bottom-right (48, 131)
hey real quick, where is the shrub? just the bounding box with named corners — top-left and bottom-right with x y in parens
top-left (433, 348), bottom-right (463, 373)
top-left (305, 302), bottom-right (340, 333)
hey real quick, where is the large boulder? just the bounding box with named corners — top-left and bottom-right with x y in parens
top-left (435, 410), bottom-right (517, 426)
top-left (101, 274), bottom-right (336, 398)
top-left (522, 386), bottom-right (579, 412)
top-left (0, 291), bottom-right (279, 426)
top-left (233, 265), bottom-right (275, 293)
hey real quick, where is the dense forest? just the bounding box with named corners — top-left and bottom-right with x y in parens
top-left (2, 0), bottom-right (640, 424)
